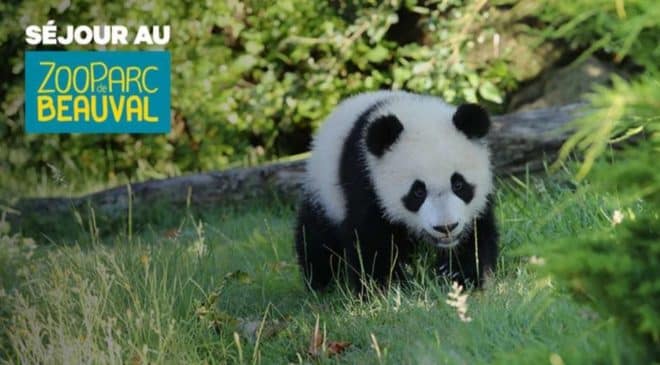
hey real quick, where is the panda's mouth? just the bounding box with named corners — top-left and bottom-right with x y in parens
top-left (434, 237), bottom-right (459, 248)
top-left (420, 232), bottom-right (460, 249)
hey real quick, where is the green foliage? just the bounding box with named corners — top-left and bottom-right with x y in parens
top-left (1, 0), bottom-right (519, 188)
top-left (557, 74), bottom-right (660, 179)
top-left (537, 0), bottom-right (660, 69)
top-left (540, 143), bottom-right (660, 352)
top-left (538, 191), bottom-right (659, 346)
top-left (0, 212), bottom-right (37, 294)
top-left (532, 0), bottom-right (660, 355)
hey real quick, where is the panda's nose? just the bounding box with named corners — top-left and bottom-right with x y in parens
top-left (433, 223), bottom-right (458, 235)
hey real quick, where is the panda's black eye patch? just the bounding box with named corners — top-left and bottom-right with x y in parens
top-left (402, 179), bottom-right (426, 212)
top-left (451, 173), bottom-right (475, 203)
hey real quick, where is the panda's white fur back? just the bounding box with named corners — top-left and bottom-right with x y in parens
top-left (305, 90), bottom-right (411, 223)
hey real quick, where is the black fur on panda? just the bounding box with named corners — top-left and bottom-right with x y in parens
top-left (294, 91), bottom-right (498, 294)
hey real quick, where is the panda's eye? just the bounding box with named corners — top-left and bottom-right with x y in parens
top-left (409, 180), bottom-right (426, 199)
top-left (403, 180), bottom-right (427, 212)
top-left (452, 181), bottom-right (463, 192)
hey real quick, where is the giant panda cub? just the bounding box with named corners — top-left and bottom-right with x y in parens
top-left (294, 91), bottom-right (498, 294)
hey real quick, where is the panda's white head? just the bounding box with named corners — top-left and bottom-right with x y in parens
top-left (363, 95), bottom-right (493, 248)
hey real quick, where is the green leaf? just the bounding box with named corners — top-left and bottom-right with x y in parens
top-left (366, 45), bottom-right (390, 63)
top-left (245, 41), bottom-right (264, 55)
top-left (478, 81), bottom-right (503, 104)
top-left (462, 88), bottom-right (478, 103)
top-left (232, 55), bottom-right (258, 73)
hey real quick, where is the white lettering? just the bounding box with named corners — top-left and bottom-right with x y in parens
top-left (24, 22), bottom-right (167, 46)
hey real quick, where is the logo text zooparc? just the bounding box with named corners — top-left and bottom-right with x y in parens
top-left (24, 22), bottom-right (171, 134)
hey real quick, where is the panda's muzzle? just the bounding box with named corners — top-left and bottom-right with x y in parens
top-left (420, 230), bottom-right (460, 249)
top-left (431, 222), bottom-right (460, 248)
top-left (433, 234), bottom-right (459, 248)
top-left (432, 222), bottom-right (458, 235)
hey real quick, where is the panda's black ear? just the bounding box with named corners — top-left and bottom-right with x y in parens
top-left (453, 103), bottom-right (490, 139)
top-left (366, 114), bottom-right (404, 157)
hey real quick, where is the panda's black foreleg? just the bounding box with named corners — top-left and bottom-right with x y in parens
top-left (342, 227), bottom-right (412, 297)
top-left (344, 244), bottom-right (393, 297)
top-left (294, 199), bottom-right (342, 291)
top-left (438, 201), bottom-right (499, 288)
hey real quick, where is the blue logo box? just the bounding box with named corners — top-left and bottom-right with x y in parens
top-left (25, 51), bottom-right (170, 134)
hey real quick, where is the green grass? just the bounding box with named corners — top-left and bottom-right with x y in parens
top-left (0, 176), bottom-right (646, 364)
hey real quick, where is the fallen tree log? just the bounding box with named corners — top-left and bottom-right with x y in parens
top-left (11, 103), bottom-right (581, 227)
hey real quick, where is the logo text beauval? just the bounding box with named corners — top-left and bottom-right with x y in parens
top-left (25, 51), bottom-right (170, 134)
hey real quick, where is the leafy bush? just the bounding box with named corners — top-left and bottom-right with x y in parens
top-left (540, 146), bottom-right (660, 352)
top-left (536, 0), bottom-right (660, 69)
top-left (1, 0), bottom-right (527, 190)
top-left (528, 0), bottom-right (660, 356)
